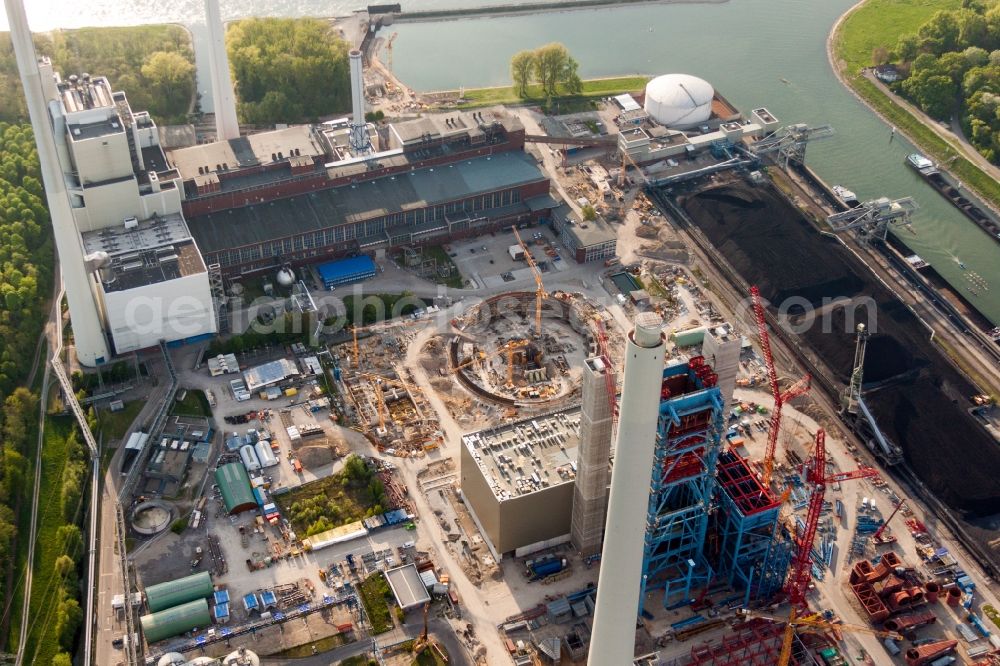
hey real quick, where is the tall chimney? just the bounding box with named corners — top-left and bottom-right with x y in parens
top-left (588, 312), bottom-right (664, 665)
top-left (348, 49), bottom-right (370, 153)
top-left (204, 0), bottom-right (240, 140)
top-left (4, 0), bottom-right (110, 366)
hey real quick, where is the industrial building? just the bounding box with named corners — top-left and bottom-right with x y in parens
top-left (460, 407), bottom-right (582, 560)
top-left (214, 462), bottom-right (257, 514)
top-left (316, 255), bottom-right (378, 289)
top-left (145, 571), bottom-right (213, 612)
top-left (139, 598), bottom-right (212, 643)
top-left (384, 563), bottom-right (432, 610)
top-left (552, 207), bottom-right (617, 263)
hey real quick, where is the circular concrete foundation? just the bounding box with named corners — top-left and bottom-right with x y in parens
top-left (131, 500), bottom-right (174, 536)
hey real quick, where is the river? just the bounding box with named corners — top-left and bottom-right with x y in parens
top-left (6, 0), bottom-right (1000, 325)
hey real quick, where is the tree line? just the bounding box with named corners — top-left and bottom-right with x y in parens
top-left (873, 1), bottom-right (1000, 163)
top-left (509, 43), bottom-right (583, 99)
top-left (0, 26), bottom-right (196, 125)
top-left (226, 18), bottom-right (352, 125)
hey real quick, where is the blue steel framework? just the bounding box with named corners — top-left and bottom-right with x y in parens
top-left (713, 449), bottom-right (792, 607)
top-left (641, 357), bottom-right (724, 609)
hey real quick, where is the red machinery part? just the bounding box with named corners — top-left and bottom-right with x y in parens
top-left (884, 611), bottom-right (937, 633)
top-left (947, 587), bottom-right (963, 607)
top-left (904, 639), bottom-right (958, 666)
top-left (924, 581), bottom-right (940, 603)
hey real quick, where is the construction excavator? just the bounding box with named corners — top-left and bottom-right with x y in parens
top-left (737, 607), bottom-right (903, 666)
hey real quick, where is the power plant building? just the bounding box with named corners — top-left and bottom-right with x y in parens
top-left (460, 407), bottom-right (582, 560)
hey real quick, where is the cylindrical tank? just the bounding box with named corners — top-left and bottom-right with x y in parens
top-left (925, 581), bottom-right (940, 603)
top-left (240, 444), bottom-right (261, 473)
top-left (589, 313), bottom-right (665, 665)
top-left (157, 654), bottom-right (187, 666)
top-left (904, 639), bottom-right (957, 666)
top-left (907, 587), bottom-right (924, 604)
top-left (947, 586), bottom-right (963, 607)
top-left (276, 266), bottom-right (295, 287)
top-left (643, 73), bottom-right (714, 128)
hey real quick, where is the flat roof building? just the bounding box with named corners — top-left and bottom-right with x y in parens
top-left (316, 256), bottom-right (377, 289)
top-left (384, 564), bottom-right (432, 610)
top-left (460, 407), bottom-right (582, 560)
top-left (214, 462), bottom-right (256, 514)
top-left (552, 206), bottom-right (617, 263)
top-left (242, 358), bottom-right (299, 393)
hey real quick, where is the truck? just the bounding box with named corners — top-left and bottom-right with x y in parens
top-left (818, 648), bottom-right (847, 666)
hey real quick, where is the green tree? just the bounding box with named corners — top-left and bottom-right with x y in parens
top-left (531, 43), bottom-right (582, 97)
top-left (141, 51), bottom-right (195, 117)
top-left (55, 596), bottom-right (82, 651)
top-left (902, 72), bottom-right (958, 119)
top-left (51, 654), bottom-right (72, 666)
top-left (227, 18), bottom-right (351, 124)
top-left (510, 50), bottom-right (535, 98)
top-left (919, 10), bottom-right (962, 54)
top-left (581, 204), bottom-right (597, 221)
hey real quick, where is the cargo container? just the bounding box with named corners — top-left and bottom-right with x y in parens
top-left (285, 387), bottom-right (298, 397)
top-left (293, 458), bottom-right (303, 473)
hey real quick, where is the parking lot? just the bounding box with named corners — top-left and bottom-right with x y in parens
top-left (442, 226), bottom-right (570, 289)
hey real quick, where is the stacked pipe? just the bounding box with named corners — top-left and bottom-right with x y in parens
top-left (884, 611), bottom-right (937, 633)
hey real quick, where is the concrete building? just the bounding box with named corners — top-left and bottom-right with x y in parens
top-left (553, 206), bottom-right (617, 263)
top-left (701, 325), bottom-right (741, 408)
top-left (570, 357), bottom-right (615, 557)
top-left (460, 407), bottom-right (582, 560)
top-left (590, 313), bottom-right (665, 666)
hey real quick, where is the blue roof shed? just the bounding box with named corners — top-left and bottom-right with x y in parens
top-left (213, 589), bottom-right (230, 605)
top-left (316, 256), bottom-right (377, 289)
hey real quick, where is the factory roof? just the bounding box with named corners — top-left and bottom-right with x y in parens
top-left (214, 463), bottom-right (256, 515)
top-left (187, 150), bottom-right (546, 254)
top-left (140, 598), bottom-right (212, 644)
top-left (315, 256), bottom-right (377, 288)
top-left (462, 406), bottom-right (581, 501)
top-left (384, 564), bottom-right (432, 610)
top-left (557, 206), bottom-right (616, 248)
top-left (144, 571), bottom-right (213, 613)
top-left (388, 109), bottom-right (521, 146)
top-left (97, 240), bottom-right (205, 293)
top-left (82, 212), bottom-right (191, 256)
top-left (242, 358), bottom-right (300, 392)
top-left (167, 125), bottom-right (324, 180)
top-left (67, 115), bottom-right (125, 141)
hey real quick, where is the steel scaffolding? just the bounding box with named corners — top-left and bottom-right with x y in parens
top-left (641, 357), bottom-right (723, 608)
top-left (714, 449), bottom-right (792, 606)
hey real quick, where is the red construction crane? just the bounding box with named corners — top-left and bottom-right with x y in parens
top-left (750, 286), bottom-right (812, 487)
top-left (785, 428), bottom-right (879, 609)
top-left (592, 316), bottom-right (618, 432)
top-left (872, 498), bottom-right (907, 545)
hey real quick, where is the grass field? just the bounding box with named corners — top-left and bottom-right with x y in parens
top-left (833, 0), bottom-right (1000, 210)
top-left (417, 246), bottom-right (464, 289)
top-left (273, 633), bottom-right (347, 657)
top-left (273, 465), bottom-right (379, 536)
top-left (95, 400), bottom-right (144, 442)
top-left (20, 415), bottom-right (78, 665)
top-left (358, 572), bottom-right (393, 634)
top-left (172, 388), bottom-right (212, 418)
top-left (445, 75), bottom-right (650, 110)
top-left (835, 0), bottom-right (963, 72)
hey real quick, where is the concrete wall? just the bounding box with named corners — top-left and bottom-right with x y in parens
top-left (101, 270), bottom-right (216, 353)
top-left (70, 130), bottom-right (132, 184)
top-left (498, 477), bottom-right (573, 556)
top-left (460, 440), bottom-right (501, 556)
top-left (72, 179), bottom-right (139, 232)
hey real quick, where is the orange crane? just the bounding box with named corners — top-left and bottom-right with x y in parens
top-left (384, 31), bottom-right (398, 72)
top-left (750, 285), bottom-right (811, 487)
top-left (511, 226), bottom-right (546, 337)
top-left (618, 148), bottom-right (651, 188)
top-left (737, 607), bottom-right (902, 666)
top-left (786, 429), bottom-right (879, 609)
top-left (591, 316), bottom-right (618, 432)
top-left (872, 498), bottom-right (906, 545)
top-left (450, 339), bottom-right (529, 376)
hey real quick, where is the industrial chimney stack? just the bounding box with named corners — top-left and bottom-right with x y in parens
top-left (4, 0), bottom-right (110, 366)
top-left (204, 0), bottom-right (240, 141)
top-left (588, 312), bottom-right (665, 665)
top-left (348, 49), bottom-right (371, 154)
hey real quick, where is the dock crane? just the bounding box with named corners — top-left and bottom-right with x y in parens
top-left (750, 285), bottom-right (811, 488)
top-left (737, 607), bottom-right (903, 666)
top-left (512, 226), bottom-right (546, 337)
top-left (786, 429), bottom-right (879, 610)
top-left (872, 498), bottom-right (906, 545)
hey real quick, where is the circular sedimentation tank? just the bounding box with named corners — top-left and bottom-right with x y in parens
top-left (131, 500), bottom-right (174, 536)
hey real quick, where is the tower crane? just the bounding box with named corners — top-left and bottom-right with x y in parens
top-left (736, 607), bottom-right (903, 666)
top-left (384, 31), bottom-right (398, 72)
top-left (750, 286), bottom-right (811, 488)
top-left (872, 498), bottom-right (906, 545)
top-left (786, 429), bottom-right (879, 609)
top-left (618, 148), bottom-right (651, 188)
top-left (450, 339), bottom-right (529, 376)
top-left (591, 316), bottom-right (618, 433)
top-left (512, 226), bottom-right (547, 337)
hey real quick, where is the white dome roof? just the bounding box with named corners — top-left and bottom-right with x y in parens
top-left (643, 74), bottom-right (714, 128)
top-left (276, 267), bottom-right (296, 286)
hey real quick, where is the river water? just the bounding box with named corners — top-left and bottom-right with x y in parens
top-left (7, 0), bottom-right (1000, 324)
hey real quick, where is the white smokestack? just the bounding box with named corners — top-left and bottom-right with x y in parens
top-left (588, 312), bottom-right (664, 665)
top-left (204, 0), bottom-right (240, 140)
top-left (4, 0), bottom-right (110, 366)
top-left (348, 49), bottom-right (370, 153)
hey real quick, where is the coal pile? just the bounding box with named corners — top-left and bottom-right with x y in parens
top-left (682, 182), bottom-right (1000, 516)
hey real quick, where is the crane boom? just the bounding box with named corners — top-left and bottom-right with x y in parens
top-left (512, 226), bottom-right (546, 337)
top-left (750, 286), bottom-right (811, 487)
top-left (873, 498), bottom-right (906, 544)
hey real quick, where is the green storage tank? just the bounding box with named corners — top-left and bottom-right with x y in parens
top-left (145, 570), bottom-right (213, 612)
top-left (670, 326), bottom-right (707, 348)
top-left (140, 598), bottom-right (211, 643)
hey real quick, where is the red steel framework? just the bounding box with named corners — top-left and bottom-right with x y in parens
top-left (786, 429), bottom-right (879, 608)
top-left (749, 286), bottom-right (811, 488)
